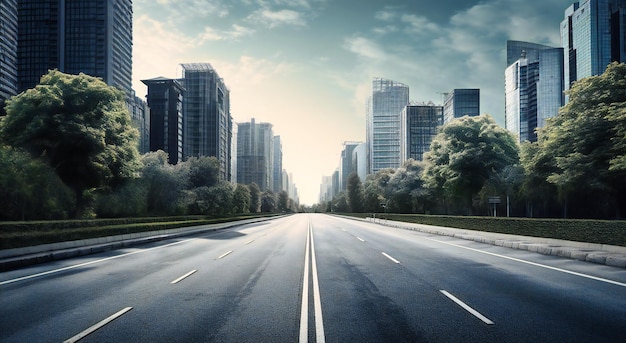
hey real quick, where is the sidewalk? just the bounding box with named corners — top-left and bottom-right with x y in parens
top-left (365, 217), bottom-right (626, 269)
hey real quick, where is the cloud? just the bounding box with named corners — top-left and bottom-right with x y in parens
top-left (247, 8), bottom-right (305, 28)
top-left (344, 36), bottom-right (388, 61)
top-left (196, 24), bottom-right (256, 43)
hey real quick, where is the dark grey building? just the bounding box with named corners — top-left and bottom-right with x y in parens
top-left (339, 142), bottom-right (360, 192)
top-left (401, 104), bottom-right (443, 163)
top-left (443, 89), bottom-right (480, 124)
top-left (272, 135), bottom-right (283, 193)
top-left (17, 0), bottom-right (133, 94)
top-left (0, 0), bottom-right (18, 106)
top-left (237, 118), bottom-right (273, 191)
top-left (180, 63), bottom-right (232, 181)
top-left (142, 77), bottom-right (184, 164)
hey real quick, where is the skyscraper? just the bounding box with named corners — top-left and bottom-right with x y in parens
top-left (180, 63), bottom-right (232, 181)
top-left (401, 104), bottom-right (443, 163)
top-left (505, 44), bottom-right (564, 142)
top-left (142, 77), bottom-right (184, 164)
top-left (0, 0), bottom-right (18, 106)
top-left (339, 142), bottom-right (361, 192)
top-left (442, 89), bottom-right (480, 124)
top-left (17, 0), bottom-right (133, 94)
top-left (561, 0), bottom-right (626, 92)
top-left (236, 118), bottom-right (274, 191)
top-left (366, 78), bottom-right (409, 174)
top-left (273, 135), bottom-right (283, 193)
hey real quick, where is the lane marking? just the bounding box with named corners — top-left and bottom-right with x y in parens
top-left (170, 269), bottom-right (197, 284)
top-left (245, 239), bottom-right (255, 245)
top-left (218, 250), bottom-right (233, 259)
top-left (356, 237), bottom-right (365, 242)
top-left (63, 306), bottom-right (133, 343)
top-left (382, 252), bottom-right (401, 264)
top-left (310, 222), bottom-right (326, 343)
top-left (426, 238), bottom-right (626, 288)
top-left (440, 290), bottom-right (494, 325)
top-left (299, 220), bottom-right (311, 343)
top-left (1, 239), bottom-right (195, 286)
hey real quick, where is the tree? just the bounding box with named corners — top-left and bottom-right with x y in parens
top-left (0, 70), bottom-right (140, 217)
top-left (233, 184), bottom-right (251, 213)
top-left (248, 183), bottom-right (261, 213)
top-left (277, 190), bottom-right (290, 212)
top-left (141, 150), bottom-right (187, 215)
top-left (423, 114), bottom-right (519, 214)
top-left (186, 156), bottom-right (220, 188)
top-left (261, 190), bottom-right (277, 213)
top-left (362, 169), bottom-right (394, 213)
top-left (386, 159), bottom-right (427, 213)
top-left (346, 172), bottom-right (364, 213)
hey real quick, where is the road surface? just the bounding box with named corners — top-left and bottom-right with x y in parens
top-left (2, 213), bottom-right (626, 342)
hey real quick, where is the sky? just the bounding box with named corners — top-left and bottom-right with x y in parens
top-left (132, 0), bottom-right (574, 205)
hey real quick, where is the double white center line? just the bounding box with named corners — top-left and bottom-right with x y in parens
top-left (300, 220), bottom-right (325, 343)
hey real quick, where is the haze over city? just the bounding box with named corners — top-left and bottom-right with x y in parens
top-left (132, 0), bottom-right (574, 205)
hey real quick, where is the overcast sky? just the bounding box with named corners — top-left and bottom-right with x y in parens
top-left (132, 0), bottom-right (574, 205)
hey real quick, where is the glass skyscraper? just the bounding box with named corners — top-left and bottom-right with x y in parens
top-left (400, 104), bottom-right (443, 163)
top-left (17, 0), bottom-right (133, 94)
top-left (236, 118), bottom-right (274, 191)
top-left (561, 0), bottom-right (626, 92)
top-left (0, 0), bottom-right (18, 105)
top-left (180, 63), bottom-right (232, 182)
top-left (443, 89), bottom-right (480, 125)
top-left (366, 78), bottom-right (409, 174)
top-left (505, 43), bottom-right (564, 142)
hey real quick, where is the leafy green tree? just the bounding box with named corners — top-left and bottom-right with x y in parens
top-left (233, 184), bottom-right (251, 213)
top-left (277, 190), bottom-right (290, 212)
top-left (386, 159), bottom-right (427, 213)
top-left (346, 172), bottom-right (364, 213)
top-left (423, 114), bottom-right (519, 214)
top-left (362, 169), bottom-right (394, 213)
top-left (332, 192), bottom-right (350, 213)
top-left (188, 181), bottom-right (234, 216)
top-left (261, 190), bottom-right (277, 213)
top-left (0, 70), bottom-right (140, 217)
top-left (186, 156), bottom-right (220, 188)
top-left (537, 62), bottom-right (626, 217)
top-left (248, 182), bottom-right (261, 213)
top-left (141, 150), bottom-right (187, 215)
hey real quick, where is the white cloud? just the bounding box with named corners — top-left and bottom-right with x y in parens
top-left (248, 8), bottom-right (305, 28)
top-left (196, 24), bottom-right (256, 43)
top-left (344, 36), bottom-right (388, 61)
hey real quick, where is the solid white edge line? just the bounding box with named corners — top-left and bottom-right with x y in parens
top-left (426, 238), bottom-right (626, 288)
top-left (1, 239), bottom-right (195, 286)
top-left (170, 269), bottom-right (198, 284)
top-left (382, 252), bottom-right (401, 264)
top-left (310, 221), bottom-right (326, 343)
top-left (299, 221), bottom-right (311, 343)
top-left (218, 250), bottom-right (233, 259)
top-left (440, 290), bottom-right (494, 325)
top-left (63, 306), bottom-right (133, 343)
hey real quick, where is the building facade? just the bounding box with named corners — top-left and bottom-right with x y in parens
top-left (366, 78), bottom-right (409, 174)
top-left (17, 0), bottom-right (133, 94)
top-left (443, 89), bottom-right (480, 124)
top-left (142, 77), bottom-right (184, 163)
top-left (0, 0), bottom-right (18, 107)
top-left (505, 46), bottom-right (564, 142)
top-left (339, 142), bottom-right (361, 192)
top-left (236, 118), bottom-right (274, 191)
top-left (180, 63), bottom-right (232, 181)
top-left (561, 0), bottom-right (626, 92)
top-left (401, 104), bottom-right (443, 163)
top-left (272, 135), bottom-right (283, 193)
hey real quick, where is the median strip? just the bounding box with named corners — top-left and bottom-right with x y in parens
top-left (63, 306), bottom-right (133, 343)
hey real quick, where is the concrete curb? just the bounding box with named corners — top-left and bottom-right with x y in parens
top-left (360, 217), bottom-right (626, 269)
top-left (0, 216), bottom-right (279, 271)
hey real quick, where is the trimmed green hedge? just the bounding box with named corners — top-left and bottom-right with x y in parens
top-left (344, 213), bottom-right (626, 247)
top-left (0, 214), bottom-right (280, 249)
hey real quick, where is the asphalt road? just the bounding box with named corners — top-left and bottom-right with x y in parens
top-left (2, 213), bottom-right (626, 342)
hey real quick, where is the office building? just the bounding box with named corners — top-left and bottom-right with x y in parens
top-left (128, 91), bottom-right (149, 154)
top-left (561, 0), bottom-right (626, 92)
top-left (339, 142), bottom-right (361, 192)
top-left (0, 0), bottom-right (18, 106)
top-left (17, 0), bottom-right (133, 94)
top-left (142, 77), bottom-right (184, 163)
top-left (505, 45), bottom-right (564, 142)
top-left (236, 118), bottom-right (274, 191)
top-left (273, 135), bottom-right (283, 193)
top-left (352, 142), bottom-right (368, 182)
top-left (443, 89), bottom-right (480, 124)
top-left (366, 78), bottom-right (409, 174)
top-left (401, 104), bottom-right (443, 163)
top-left (180, 63), bottom-right (232, 181)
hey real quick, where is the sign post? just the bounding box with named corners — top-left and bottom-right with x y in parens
top-left (488, 196), bottom-right (501, 217)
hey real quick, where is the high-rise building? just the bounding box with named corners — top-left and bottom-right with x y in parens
top-left (505, 44), bottom-right (564, 142)
top-left (0, 0), bottom-right (18, 106)
top-left (561, 0), bottom-right (626, 92)
top-left (339, 142), bottom-right (361, 192)
top-left (236, 118), bottom-right (274, 191)
top-left (17, 0), bottom-right (133, 94)
top-left (180, 63), bottom-right (232, 181)
top-left (442, 89), bottom-right (480, 124)
top-left (273, 135), bottom-right (283, 193)
top-left (352, 142), bottom-right (368, 182)
top-left (142, 77), bottom-right (184, 164)
top-left (128, 91), bottom-right (150, 155)
top-left (401, 104), bottom-right (443, 163)
top-left (366, 78), bottom-right (409, 174)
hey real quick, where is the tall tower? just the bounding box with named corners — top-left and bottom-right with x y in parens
top-left (366, 78), bottom-right (409, 174)
top-left (0, 0), bottom-right (18, 107)
top-left (236, 118), bottom-right (274, 191)
top-left (401, 104), bottom-right (443, 163)
top-left (17, 0), bottom-right (133, 94)
top-left (180, 63), bottom-right (232, 181)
